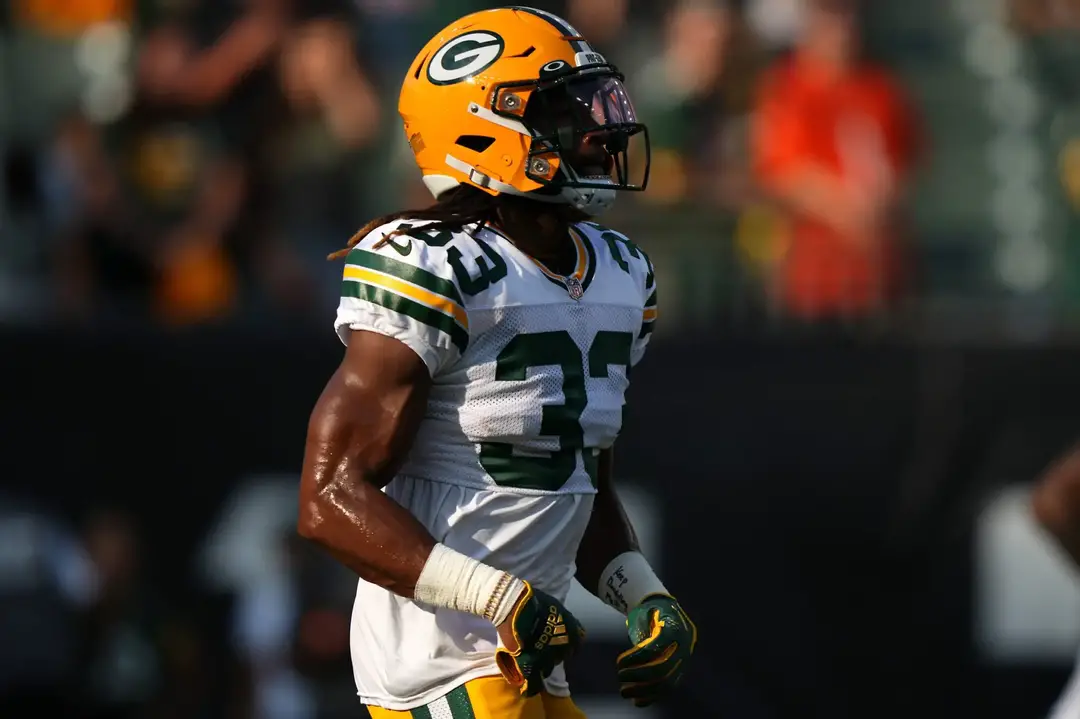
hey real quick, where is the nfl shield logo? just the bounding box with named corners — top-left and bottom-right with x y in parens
top-left (566, 277), bottom-right (584, 300)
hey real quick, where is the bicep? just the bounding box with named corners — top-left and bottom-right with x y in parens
top-left (305, 330), bottom-right (432, 490)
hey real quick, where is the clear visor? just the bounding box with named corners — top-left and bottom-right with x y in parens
top-left (527, 75), bottom-right (638, 134)
top-left (525, 74), bottom-right (649, 190)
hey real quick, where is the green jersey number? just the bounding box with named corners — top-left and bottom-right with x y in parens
top-left (398, 224), bottom-right (508, 296)
top-left (477, 330), bottom-right (633, 491)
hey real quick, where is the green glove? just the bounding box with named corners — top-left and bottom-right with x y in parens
top-left (495, 581), bottom-right (586, 696)
top-left (616, 593), bottom-right (697, 707)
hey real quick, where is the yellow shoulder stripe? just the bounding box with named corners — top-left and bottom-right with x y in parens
top-left (343, 265), bottom-right (468, 329)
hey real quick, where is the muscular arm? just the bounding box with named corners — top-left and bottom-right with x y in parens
top-left (575, 448), bottom-right (640, 596)
top-left (1032, 443), bottom-right (1080, 568)
top-left (297, 330), bottom-right (436, 597)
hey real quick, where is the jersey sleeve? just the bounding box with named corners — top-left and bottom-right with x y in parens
top-left (631, 253), bottom-right (657, 368)
top-left (335, 224), bottom-right (469, 376)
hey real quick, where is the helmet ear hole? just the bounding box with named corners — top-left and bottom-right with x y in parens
top-left (455, 135), bottom-right (496, 152)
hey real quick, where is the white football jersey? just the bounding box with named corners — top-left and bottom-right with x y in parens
top-left (333, 218), bottom-right (656, 710)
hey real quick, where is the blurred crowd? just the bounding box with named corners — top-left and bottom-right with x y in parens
top-left (0, 0), bottom-right (965, 330)
top-left (2, 0), bottom-right (1080, 330)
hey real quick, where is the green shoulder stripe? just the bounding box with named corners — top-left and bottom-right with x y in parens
top-left (345, 248), bottom-right (463, 305)
top-left (342, 281), bottom-right (468, 354)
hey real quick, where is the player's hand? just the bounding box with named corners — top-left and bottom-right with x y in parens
top-left (616, 593), bottom-right (697, 707)
top-left (494, 581), bottom-right (585, 696)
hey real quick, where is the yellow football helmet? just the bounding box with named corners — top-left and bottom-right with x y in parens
top-left (399, 6), bottom-right (650, 216)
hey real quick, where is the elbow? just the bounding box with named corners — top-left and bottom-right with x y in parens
top-left (295, 471), bottom-right (376, 549)
top-left (296, 494), bottom-right (325, 543)
top-left (296, 487), bottom-right (353, 551)
top-left (297, 459), bottom-right (338, 545)
top-left (298, 403), bottom-right (339, 543)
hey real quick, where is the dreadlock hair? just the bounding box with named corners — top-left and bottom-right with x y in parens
top-left (327, 185), bottom-right (503, 261)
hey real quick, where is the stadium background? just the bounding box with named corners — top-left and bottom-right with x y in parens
top-left (4, 0), bottom-right (1080, 717)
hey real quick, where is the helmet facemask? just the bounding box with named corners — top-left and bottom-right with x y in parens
top-left (491, 64), bottom-right (650, 215)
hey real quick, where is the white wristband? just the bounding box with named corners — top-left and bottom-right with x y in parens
top-left (413, 543), bottom-right (525, 626)
top-left (597, 551), bottom-right (668, 615)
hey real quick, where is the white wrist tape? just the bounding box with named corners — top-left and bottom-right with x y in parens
top-left (413, 543), bottom-right (525, 626)
top-left (597, 551), bottom-right (668, 615)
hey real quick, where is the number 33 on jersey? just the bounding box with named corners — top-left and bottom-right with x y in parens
top-left (334, 219), bottom-right (657, 495)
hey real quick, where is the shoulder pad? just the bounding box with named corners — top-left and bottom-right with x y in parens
top-left (575, 221), bottom-right (655, 296)
top-left (341, 219), bottom-right (470, 355)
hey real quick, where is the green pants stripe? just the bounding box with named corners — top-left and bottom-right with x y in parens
top-left (410, 684), bottom-right (475, 719)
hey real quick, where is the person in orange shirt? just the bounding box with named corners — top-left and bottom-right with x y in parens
top-left (751, 0), bottom-right (921, 320)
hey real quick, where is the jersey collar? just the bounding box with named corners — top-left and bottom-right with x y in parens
top-left (530, 226), bottom-right (597, 297)
top-left (486, 223), bottom-right (597, 298)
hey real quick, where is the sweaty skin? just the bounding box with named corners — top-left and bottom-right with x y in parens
top-left (575, 448), bottom-right (640, 591)
top-left (297, 328), bottom-right (523, 649)
top-left (298, 329), bottom-right (436, 597)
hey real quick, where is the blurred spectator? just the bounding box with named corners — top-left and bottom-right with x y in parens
top-left (635, 0), bottom-right (766, 206)
top-left (276, 14), bottom-right (383, 291)
top-left (746, 0), bottom-right (804, 51)
top-left (289, 533), bottom-right (359, 719)
top-left (0, 497), bottom-right (96, 716)
top-left (132, 0), bottom-right (389, 318)
top-left (1, 143), bottom-right (52, 320)
top-left (697, 4), bottom-right (769, 212)
top-left (79, 510), bottom-right (167, 719)
top-left (750, 0), bottom-right (921, 320)
top-left (137, 0), bottom-right (287, 117)
top-left (133, 0), bottom-right (302, 318)
top-left (565, 0), bottom-right (630, 49)
top-left (153, 156), bottom-right (244, 324)
top-left (45, 105), bottom-right (243, 325)
top-left (197, 476), bottom-right (356, 719)
top-left (46, 113), bottom-right (157, 321)
top-left (1011, 0), bottom-right (1080, 33)
top-left (232, 530), bottom-right (316, 719)
top-left (353, 0), bottom-right (435, 87)
top-left (278, 19), bottom-right (380, 151)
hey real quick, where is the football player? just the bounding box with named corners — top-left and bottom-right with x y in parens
top-left (1032, 443), bottom-right (1080, 719)
top-left (297, 7), bottom-right (696, 718)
